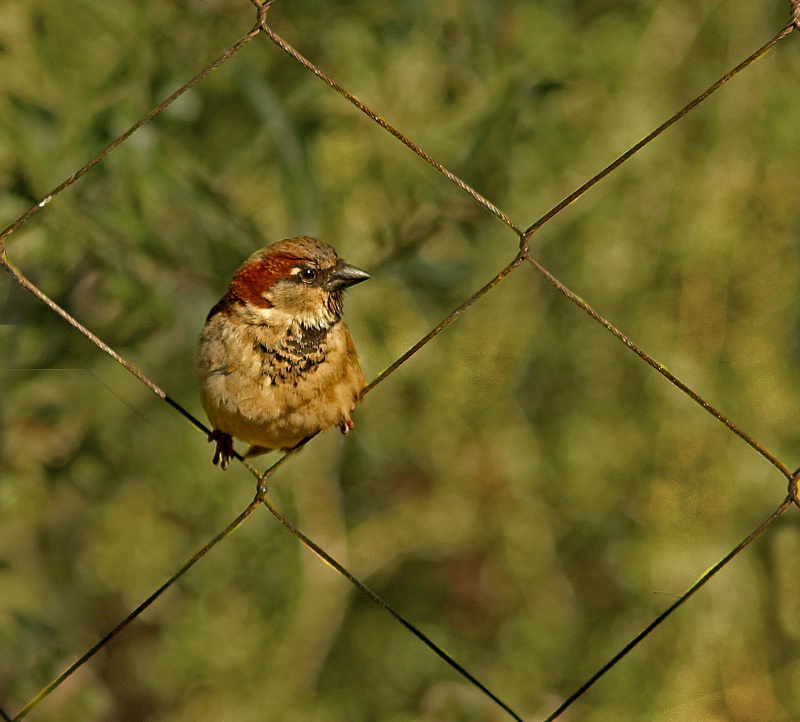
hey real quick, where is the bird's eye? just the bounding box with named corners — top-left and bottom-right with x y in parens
top-left (299, 267), bottom-right (317, 283)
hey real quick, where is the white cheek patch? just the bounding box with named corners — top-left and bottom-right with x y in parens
top-left (251, 304), bottom-right (331, 329)
top-left (253, 306), bottom-right (282, 324)
top-left (256, 282), bottom-right (337, 329)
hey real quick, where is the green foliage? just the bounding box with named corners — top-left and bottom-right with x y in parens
top-left (2, 1), bottom-right (800, 721)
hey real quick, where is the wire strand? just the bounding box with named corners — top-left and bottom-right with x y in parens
top-left (13, 500), bottom-right (261, 721)
top-left (542, 498), bottom-right (793, 721)
top-left (522, 253), bottom-right (792, 479)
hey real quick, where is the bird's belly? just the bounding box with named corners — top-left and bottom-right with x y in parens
top-left (200, 364), bottom-right (360, 451)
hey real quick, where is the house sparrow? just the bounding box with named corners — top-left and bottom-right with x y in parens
top-left (197, 236), bottom-right (370, 469)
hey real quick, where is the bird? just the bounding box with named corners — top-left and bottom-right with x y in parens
top-left (197, 236), bottom-right (370, 469)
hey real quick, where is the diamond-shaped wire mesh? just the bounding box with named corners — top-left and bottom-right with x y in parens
top-left (1, 2), bottom-right (800, 721)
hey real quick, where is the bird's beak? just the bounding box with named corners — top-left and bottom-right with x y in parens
top-left (325, 261), bottom-right (371, 291)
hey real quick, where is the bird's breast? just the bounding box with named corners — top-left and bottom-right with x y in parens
top-left (198, 314), bottom-right (365, 450)
top-left (248, 322), bottom-right (332, 386)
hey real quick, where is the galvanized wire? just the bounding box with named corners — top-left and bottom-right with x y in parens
top-left (2, 2), bottom-right (799, 721)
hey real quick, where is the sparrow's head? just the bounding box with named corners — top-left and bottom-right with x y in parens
top-left (226, 236), bottom-right (370, 328)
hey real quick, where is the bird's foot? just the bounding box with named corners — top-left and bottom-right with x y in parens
top-left (208, 430), bottom-right (234, 470)
top-left (339, 418), bottom-right (354, 436)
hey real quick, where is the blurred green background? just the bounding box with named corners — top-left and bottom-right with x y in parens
top-left (2, 1), bottom-right (800, 720)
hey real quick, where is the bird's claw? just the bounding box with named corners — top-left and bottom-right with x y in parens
top-left (339, 418), bottom-right (354, 436)
top-left (209, 430), bottom-right (234, 470)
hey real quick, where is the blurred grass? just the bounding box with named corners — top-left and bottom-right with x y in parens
top-left (2, 1), bottom-right (800, 721)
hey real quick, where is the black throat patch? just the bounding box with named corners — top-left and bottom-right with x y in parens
top-left (283, 322), bottom-right (331, 355)
top-left (250, 321), bottom-right (335, 385)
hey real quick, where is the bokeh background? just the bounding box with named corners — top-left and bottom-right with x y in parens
top-left (2, 1), bottom-right (800, 720)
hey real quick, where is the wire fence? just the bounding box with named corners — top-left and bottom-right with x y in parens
top-left (2, 1), bottom-right (800, 720)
